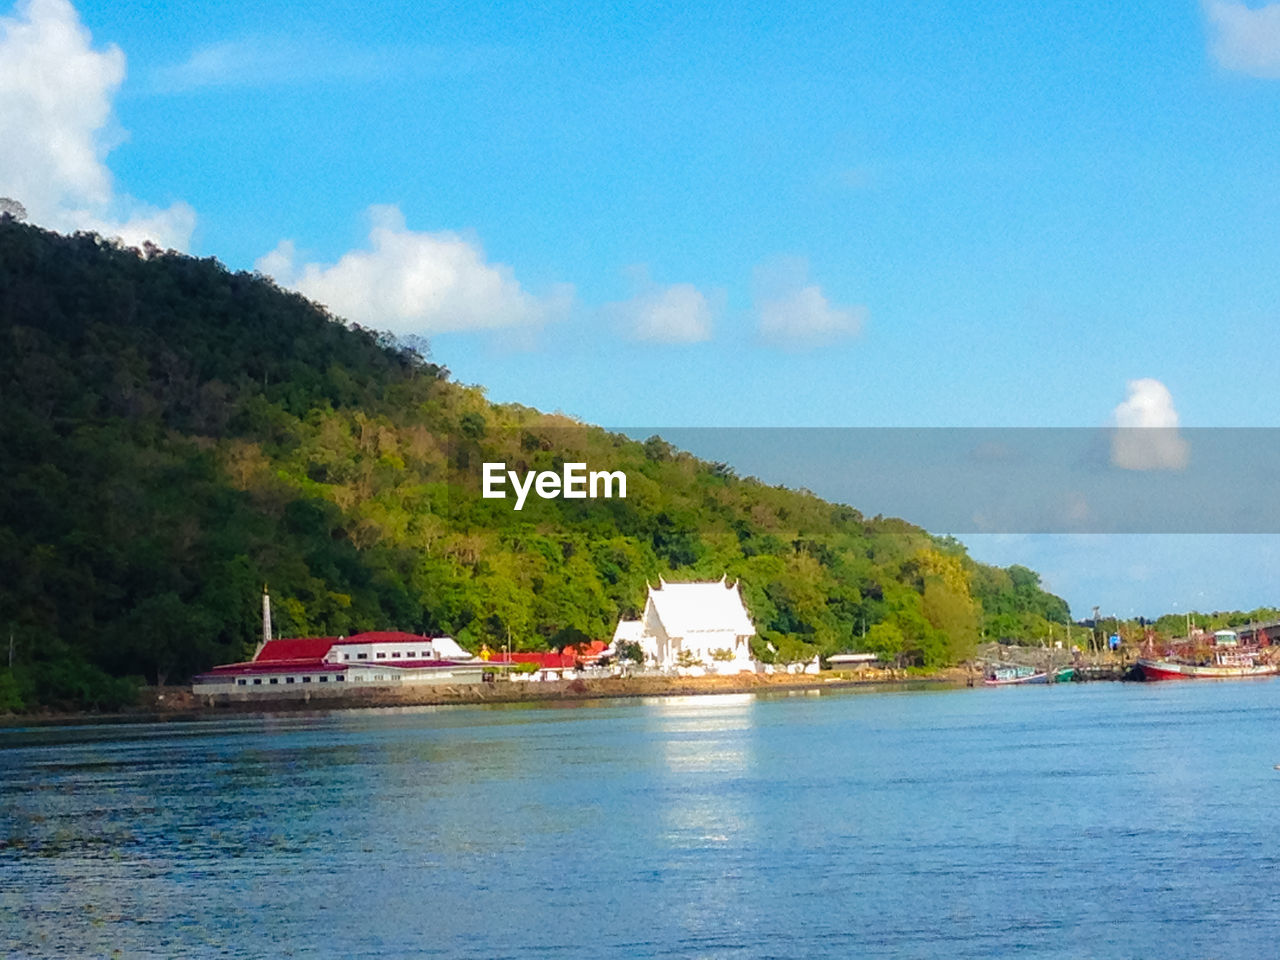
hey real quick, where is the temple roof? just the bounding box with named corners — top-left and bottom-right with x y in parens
top-left (612, 620), bottom-right (645, 643)
top-left (646, 579), bottom-right (755, 636)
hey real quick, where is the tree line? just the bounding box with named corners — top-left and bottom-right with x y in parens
top-left (0, 219), bottom-right (1074, 711)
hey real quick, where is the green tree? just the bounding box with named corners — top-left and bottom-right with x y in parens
top-left (675, 649), bottom-right (704, 670)
top-left (616, 640), bottom-right (644, 664)
top-left (863, 622), bottom-right (906, 665)
top-left (0, 217), bottom-right (1078, 709)
top-left (0, 670), bottom-right (25, 713)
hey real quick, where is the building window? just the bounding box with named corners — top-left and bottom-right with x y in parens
top-left (357, 653), bottom-right (368, 660)
top-left (319, 675), bottom-right (328, 682)
top-left (390, 652), bottom-right (400, 659)
top-left (269, 678), bottom-right (278, 684)
top-left (343, 654), bottom-right (350, 661)
top-left (376, 652), bottom-right (386, 659)
top-left (335, 675), bottom-right (345, 682)
top-left (285, 677), bottom-right (295, 684)
top-left (253, 678), bottom-right (262, 685)
top-left (302, 676), bottom-right (311, 683)
top-left (236, 679), bottom-right (246, 686)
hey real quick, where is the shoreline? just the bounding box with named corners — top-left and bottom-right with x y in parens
top-left (0, 668), bottom-right (973, 728)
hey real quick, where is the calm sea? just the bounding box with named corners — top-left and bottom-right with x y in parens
top-left (4, 682), bottom-right (1280, 959)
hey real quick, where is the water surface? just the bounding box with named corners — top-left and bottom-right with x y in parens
top-left (3, 682), bottom-right (1279, 958)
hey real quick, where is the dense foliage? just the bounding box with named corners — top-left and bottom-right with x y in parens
top-left (0, 220), bottom-right (1074, 711)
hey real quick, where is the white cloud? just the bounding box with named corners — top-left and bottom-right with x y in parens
top-left (156, 37), bottom-right (300, 91)
top-left (0, 0), bottom-right (194, 249)
top-left (604, 269), bottom-right (716, 343)
top-left (753, 256), bottom-right (866, 348)
top-left (1205, 1), bottom-right (1280, 77)
top-left (758, 286), bottom-right (865, 345)
top-left (1110, 378), bottom-right (1190, 471)
top-left (256, 205), bottom-right (572, 335)
top-left (1063, 491), bottom-right (1092, 526)
top-left (151, 35), bottom-right (501, 93)
top-left (153, 36), bottom-right (391, 92)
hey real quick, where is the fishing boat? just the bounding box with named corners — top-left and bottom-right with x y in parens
top-left (983, 664), bottom-right (1048, 685)
top-left (1051, 665), bottom-right (1076, 683)
top-left (1137, 630), bottom-right (1280, 680)
top-left (1136, 654), bottom-right (1280, 681)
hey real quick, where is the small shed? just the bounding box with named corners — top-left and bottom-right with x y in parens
top-left (827, 653), bottom-right (880, 670)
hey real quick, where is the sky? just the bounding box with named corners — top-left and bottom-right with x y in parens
top-left (4, 0), bottom-right (1280, 616)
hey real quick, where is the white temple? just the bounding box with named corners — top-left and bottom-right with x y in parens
top-left (613, 577), bottom-right (757, 675)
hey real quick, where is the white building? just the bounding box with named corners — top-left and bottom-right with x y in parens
top-left (191, 631), bottom-right (485, 698)
top-left (615, 577), bottom-right (757, 675)
top-left (610, 619), bottom-right (646, 656)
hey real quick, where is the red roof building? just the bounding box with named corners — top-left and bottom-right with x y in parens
top-left (255, 637), bottom-right (341, 663)
top-left (192, 630), bottom-right (484, 696)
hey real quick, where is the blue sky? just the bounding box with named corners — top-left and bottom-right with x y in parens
top-left (5, 0), bottom-right (1280, 614)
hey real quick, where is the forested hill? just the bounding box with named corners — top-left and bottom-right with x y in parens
top-left (0, 219), bottom-right (1070, 710)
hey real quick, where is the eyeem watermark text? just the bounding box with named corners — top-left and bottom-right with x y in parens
top-left (482, 462), bottom-right (627, 510)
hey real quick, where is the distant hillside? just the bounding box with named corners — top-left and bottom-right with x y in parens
top-left (0, 219), bottom-right (1069, 710)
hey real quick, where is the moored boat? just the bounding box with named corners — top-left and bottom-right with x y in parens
top-left (983, 664), bottom-right (1048, 685)
top-left (1136, 625), bottom-right (1280, 681)
top-left (1136, 656), bottom-right (1280, 681)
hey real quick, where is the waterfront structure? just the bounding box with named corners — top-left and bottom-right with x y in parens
top-left (480, 641), bottom-right (610, 681)
top-left (615, 577), bottom-right (757, 675)
top-left (191, 630), bottom-right (484, 696)
top-left (827, 652), bottom-right (880, 669)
